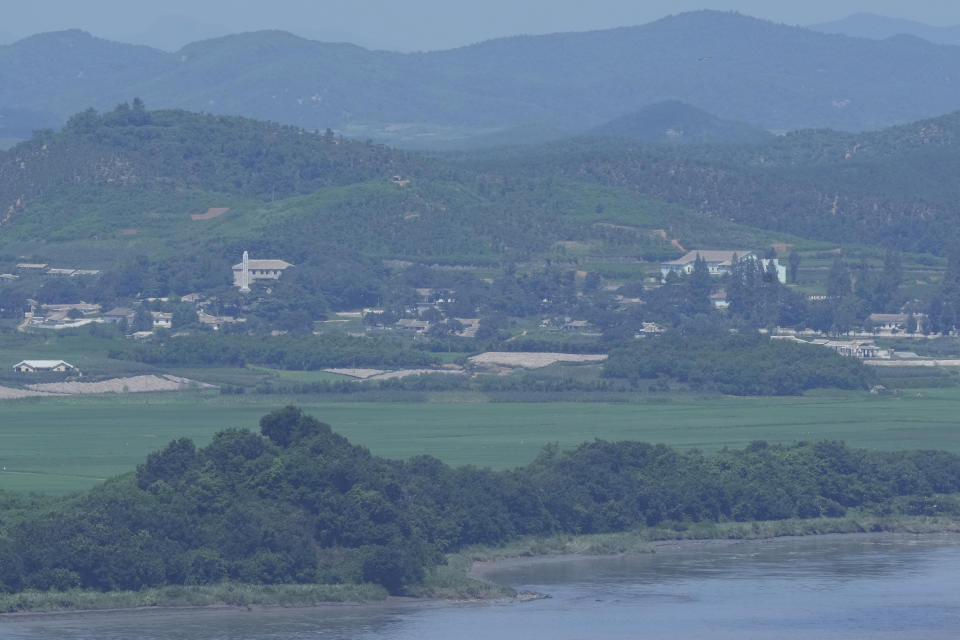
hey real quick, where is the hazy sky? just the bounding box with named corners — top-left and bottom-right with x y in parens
top-left (4, 1), bottom-right (960, 51)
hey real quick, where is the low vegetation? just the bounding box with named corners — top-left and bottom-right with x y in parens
top-left (108, 333), bottom-right (437, 369)
top-left (2, 407), bottom-right (958, 602)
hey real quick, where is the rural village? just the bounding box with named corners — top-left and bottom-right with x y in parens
top-left (5, 245), bottom-right (958, 399)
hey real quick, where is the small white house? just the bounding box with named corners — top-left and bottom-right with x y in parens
top-left (151, 311), bottom-right (173, 329)
top-left (13, 360), bottom-right (76, 373)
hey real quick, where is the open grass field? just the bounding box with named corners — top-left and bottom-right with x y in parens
top-left (2, 388), bottom-right (960, 494)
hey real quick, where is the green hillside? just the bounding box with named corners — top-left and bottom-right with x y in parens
top-left (0, 105), bottom-right (804, 274)
top-left (2, 103), bottom-right (954, 338)
top-left (475, 109), bottom-right (960, 255)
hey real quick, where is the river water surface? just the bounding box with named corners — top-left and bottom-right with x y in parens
top-left (2, 533), bottom-right (958, 639)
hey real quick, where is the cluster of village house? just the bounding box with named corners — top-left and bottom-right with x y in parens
top-left (9, 250), bottom-right (933, 371)
top-left (19, 252), bottom-right (294, 333)
top-left (23, 298), bottom-right (249, 335)
top-left (1, 263), bottom-right (101, 281)
top-left (659, 251), bottom-right (924, 334)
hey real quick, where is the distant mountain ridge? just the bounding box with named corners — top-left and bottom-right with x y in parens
top-left (811, 13), bottom-right (960, 46)
top-left (1, 11), bottom-right (960, 148)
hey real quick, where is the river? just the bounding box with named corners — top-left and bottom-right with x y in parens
top-left (2, 533), bottom-right (958, 639)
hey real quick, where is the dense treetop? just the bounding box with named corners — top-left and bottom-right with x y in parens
top-left (604, 334), bottom-right (872, 395)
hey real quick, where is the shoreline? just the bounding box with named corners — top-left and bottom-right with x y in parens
top-left (0, 596), bottom-right (430, 624)
top-left (469, 529), bottom-right (960, 580)
top-left (4, 518), bottom-right (960, 622)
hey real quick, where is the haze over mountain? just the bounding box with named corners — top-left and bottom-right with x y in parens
top-left (2, 11), bottom-right (960, 149)
top-left (114, 15), bottom-right (232, 52)
top-left (811, 13), bottom-right (960, 46)
top-left (111, 15), bottom-right (372, 54)
top-left (6, 1), bottom-right (960, 53)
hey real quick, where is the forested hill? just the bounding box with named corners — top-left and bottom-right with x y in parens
top-left (588, 101), bottom-right (773, 145)
top-left (0, 102), bottom-right (801, 274)
top-left (2, 407), bottom-right (959, 596)
top-left (4, 100), bottom-right (960, 280)
top-left (0, 106), bottom-right (425, 203)
top-left (472, 109), bottom-right (960, 255)
top-left (4, 11), bottom-right (960, 145)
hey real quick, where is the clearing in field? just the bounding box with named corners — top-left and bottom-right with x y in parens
top-left (191, 207), bottom-right (230, 220)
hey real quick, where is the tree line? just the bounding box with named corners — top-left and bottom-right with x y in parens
top-left (2, 407), bottom-right (957, 596)
top-left (603, 333), bottom-right (872, 395)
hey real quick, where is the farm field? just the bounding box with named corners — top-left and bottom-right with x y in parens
top-left (2, 389), bottom-right (960, 494)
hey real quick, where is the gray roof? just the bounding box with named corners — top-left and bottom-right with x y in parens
top-left (663, 250), bottom-right (754, 266)
top-left (232, 259), bottom-right (293, 270)
top-left (14, 360), bottom-right (74, 369)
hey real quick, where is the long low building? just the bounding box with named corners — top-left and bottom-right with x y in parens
top-left (810, 339), bottom-right (891, 359)
top-left (13, 360), bottom-right (76, 373)
top-left (660, 250), bottom-right (786, 283)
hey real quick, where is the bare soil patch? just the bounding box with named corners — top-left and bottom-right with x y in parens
top-left (0, 385), bottom-right (58, 399)
top-left (469, 352), bottom-right (608, 369)
top-left (771, 242), bottom-right (792, 254)
top-left (865, 359), bottom-right (960, 367)
top-left (323, 368), bottom-right (385, 379)
top-left (367, 369), bottom-right (466, 381)
top-left (191, 207), bottom-right (230, 221)
top-left (26, 375), bottom-right (215, 394)
top-left (593, 222), bottom-right (638, 232)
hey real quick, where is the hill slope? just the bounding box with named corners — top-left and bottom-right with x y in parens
top-left (0, 105), bottom-right (795, 279)
top-left (2, 12), bottom-right (960, 146)
top-left (470, 109), bottom-right (960, 255)
top-left (589, 101), bottom-right (772, 145)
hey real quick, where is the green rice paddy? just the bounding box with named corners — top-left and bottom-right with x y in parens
top-left (2, 388), bottom-right (959, 494)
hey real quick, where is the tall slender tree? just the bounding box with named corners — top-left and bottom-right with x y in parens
top-left (826, 256), bottom-right (851, 299)
top-left (787, 251), bottom-right (802, 284)
top-left (687, 253), bottom-right (713, 314)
